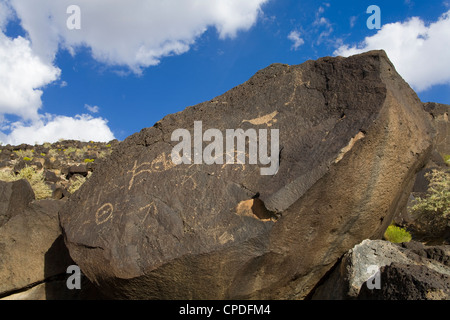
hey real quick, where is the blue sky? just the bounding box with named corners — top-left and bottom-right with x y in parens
top-left (0, 0), bottom-right (449, 144)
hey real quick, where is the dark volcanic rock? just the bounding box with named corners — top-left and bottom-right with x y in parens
top-left (44, 170), bottom-right (60, 183)
top-left (358, 263), bottom-right (450, 300)
top-left (423, 102), bottom-right (449, 156)
top-left (312, 240), bottom-right (450, 300)
top-left (59, 50), bottom-right (434, 299)
top-left (0, 179), bottom-right (35, 228)
top-left (67, 165), bottom-right (88, 178)
top-left (0, 199), bottom-right (68, 297)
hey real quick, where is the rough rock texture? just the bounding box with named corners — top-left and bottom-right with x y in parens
top-left (0, 179), bottom-right (35, 228)
top-left (358, 263), bottom-right (450, 300)
top-left (0, 183), bottom-right (105, 300)
top-left (423, 102), bottom-right (449, 156)
top-left (59, 50), bottom-right (434, 299)
top-left (0, 196), bottom-right (69, 298)
top-left (357, 241), bottom-right (450, 300)
top-left (312, 239), bottom-right (450, 299)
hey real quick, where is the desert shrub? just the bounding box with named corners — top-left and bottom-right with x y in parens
top-left (16, 167), bottom-right (52, 200)
top-left (0, 166), bottom-right (52, 200)
top-left (98, 149), bottom-right (112, 159)
top-left (14, 149), bottom-right (33, 158)
top-left (444, 155), bottom-right (450, 165)
top-left (23, 157), bottom-right (32, 161)
top-left (64, 147), bottom-right (78, 155)
top-left (0, 170), bottom-right (16, 182)
top-left (76, 146), bottom-right (88, 157)
top-left (411, 169), bottom-right (450, 218)
top-left (384, 225), bottom-right (412, 243)
top-left (47, 149), bottom-right (59, 157)
top-left (84, 158), bottom-right (95, 163)
top-left (68, 175), bottom-right (87, 194)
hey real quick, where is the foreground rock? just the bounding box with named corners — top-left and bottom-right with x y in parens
top-left (60, 50), bottom-right (434, 299)
top-left (0, 188), bottom-right (68, 298)
top-left (312, 240), bottom-right (450, 299)
top-left (0, 179), bottom-right (102, 300)
top-left (0, 179), bottom-right (35, 228)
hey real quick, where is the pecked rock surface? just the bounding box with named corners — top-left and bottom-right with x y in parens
top-left (59, 50), bottom-right (434, 299)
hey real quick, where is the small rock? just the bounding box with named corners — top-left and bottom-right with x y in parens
top-left (52, 187), bottom-right (69, 200)
top-left (44, 170), bottom-right (60, 183)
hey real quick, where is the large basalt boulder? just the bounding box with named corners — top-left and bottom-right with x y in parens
top-left (358, 241), bottom-right (450, 300)
top-left (59, 50), bottom-right (434, 299)
top-left (0, 197), bottom-right (69, 298)
top-left (312, 239), bottom-right (450, 299)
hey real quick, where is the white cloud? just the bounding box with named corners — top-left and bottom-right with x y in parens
top-left (0, 31), bottom-right (61, 121)
top-left (0, 114), bottom-right (115, 145)
top-left (334, 10), bottom-right (450, 92)
top-left (85, 104), bottom-right (99, 114)
top-left (0, 0), bottom-right (268, 145)
top-left (0, 0), bottom-right (12, 30)
top-left (288, 30), bottom-right (305, 50)
top-left (313, 5), bottom-right (334, 45)
top-left (350, 16), bottom-right (357, 28)
top-left (8, 0), bottom-right (268, 72)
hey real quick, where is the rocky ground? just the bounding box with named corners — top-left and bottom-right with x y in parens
top-left (0, 50), bottom-right (449, 300)
top-left (0, 140), bottom-right (119, 300)
top-left (0, 139), bottom-right (119, 200)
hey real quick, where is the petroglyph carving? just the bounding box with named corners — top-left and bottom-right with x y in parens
top-left (95, 203), bottom-right (114, 225)
top-left (128, 152), bottom-right (176, 190)
top-left (242, 111), bottom-right (278, 127)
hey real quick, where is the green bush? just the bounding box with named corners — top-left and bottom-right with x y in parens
top-left (23, 157), bottom-right (32, 161)
top-left (14, 149), bottom-right (33, 158)
top-left (64, 147), bottom-right (78, 155)
top-left (384, 225), bottom-right (412, 243)
top-left (0, 170), bottom-right (16, 182)
top-left (444, 155), bottom-right (450, 165)
top-left (84, 158), bottom-right (95, 163)
top-left (411, 169), bottom-right (450, 218)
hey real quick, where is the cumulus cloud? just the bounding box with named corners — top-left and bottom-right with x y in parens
top-left (288, 30), bottom-right (305, 50)
top-left (0, 0), bottom-right (12, 30)
top-left (0, 1), bottom-right (268, 144)
top-left (8, 0), bottom-right (268, 72)
top-left (0, 31), bottom-right (61, 121)
top-left (334, 10), bottom-right (450, 92)
top-left (0, 114), bottom-right (115, 145)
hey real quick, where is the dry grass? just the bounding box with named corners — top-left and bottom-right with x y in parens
top-left (0, 167), bottom-right (52, 200)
